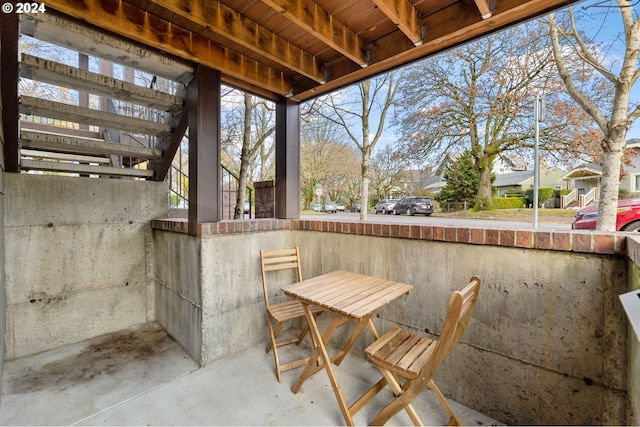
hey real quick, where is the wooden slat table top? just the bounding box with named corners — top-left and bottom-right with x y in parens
top-left (282, 270), bottom-right (413, 319)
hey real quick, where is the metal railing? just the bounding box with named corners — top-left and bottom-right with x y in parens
top-left (169, 163), bottom-right (253, 219)
top-left (169, 165), bottom-right (188, 208)
top-left (222, 164), bottom-right (252, 219)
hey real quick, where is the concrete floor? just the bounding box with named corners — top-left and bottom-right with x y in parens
top-left (0, 322), bottom-right (501, 426)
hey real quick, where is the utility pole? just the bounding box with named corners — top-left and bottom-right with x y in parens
top-left (533, 94), bottom-right (545, 228)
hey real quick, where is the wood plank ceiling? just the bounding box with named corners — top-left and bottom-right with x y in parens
top-left (43, 0), bottom-right (581, 102)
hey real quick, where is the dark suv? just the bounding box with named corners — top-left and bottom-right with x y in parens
top-left (393, 196), bottom-right (434, 216)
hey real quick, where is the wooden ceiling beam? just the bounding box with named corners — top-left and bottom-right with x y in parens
top-left (474, 0), bottom-right (494, 19)
top-left (371, 0), bottom-right (424, 46)
top-left (261, 0), bottom-right (369, 67)
top-left (150, 0), bottom-right (325, 83)
top-left (43, 0), bottom-right (293, 96)
top-left (293, 0), bottom-right (582, 100)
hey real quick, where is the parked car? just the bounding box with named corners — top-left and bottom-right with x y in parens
top-left (336, 203), bottom-right (345, 211)
top-left (243, 200), bottom-right (250, 214)
top-left (393, 196), bottom-right (434, 216)
top-left (312, 203), bottom-right (323, 212)
top-left (323, 201), bottom-right (338, 213)
top-left (572, 199), bottom-right (640, 231)
top-left (374, 199), bottom-right (399, 214)
top-left (351, 203), bottom-right (362, 213)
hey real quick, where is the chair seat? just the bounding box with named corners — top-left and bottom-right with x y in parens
top-left (365, 327), bottom-right (436, 380)
top-left (268, 300), bottom-right (323, 323)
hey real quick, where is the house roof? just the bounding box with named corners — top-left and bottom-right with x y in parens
top-left (493, 170), bottom-right (534, 187)
top-left (39, 0), bottom-right (582, 102)
top-left (561, 162), bottom-right (602, 180)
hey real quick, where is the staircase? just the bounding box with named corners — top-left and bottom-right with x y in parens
top-left (16, 13), bottom-right (193, 180)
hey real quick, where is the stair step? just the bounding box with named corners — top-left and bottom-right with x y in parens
top-left (20, 14), bottom-right (193, 84)
top-left (19, 128), bottom-right (161, 159)
top-left (21, 149), bottom-right (110, 164)
top-left (21, 121), bottom-right (102, 139)
top-left (20, 96), bottom-right (171, 136)
top-left (20, 54), bottom-right (183, 112)
top-left (21, 159), bottom-right (154, 178)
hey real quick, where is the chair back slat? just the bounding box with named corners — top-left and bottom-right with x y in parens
top-left (410, 276), bottom-right (481, 390)
top-left (260, 247), bottom-right (303, 306)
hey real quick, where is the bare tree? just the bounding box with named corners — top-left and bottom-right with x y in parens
top-left (234, 93), bottom-right (275, 218)
top-left (299, 118), bottom-right (358, 209)
top-left (548, 2), bottom-right (640, 230)
top-left (220, 89), bottom-right (275, 219)
top-left (369, 146), bottom-right (404, 201)
top-left (395, 21), bottom-right (597, 209)
top-left (312, 70), bottom-right (406, 220)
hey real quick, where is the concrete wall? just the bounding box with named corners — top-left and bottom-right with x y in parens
top-left (153, 223), bottom-right (294, 364)
top-left (152, 220), bottom-right (633, 425)
top-left (4, 173), bottom-right (168, 358)
top-left (295, 232), bottom-right (629, 426)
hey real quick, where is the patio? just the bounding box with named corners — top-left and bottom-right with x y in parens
top-left (1, 173), bottom-right (637, 425)
top-left (0, 322), bottom-right (501, 426)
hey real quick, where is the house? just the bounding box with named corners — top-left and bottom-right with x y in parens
top-left (561, 138), bottom-right (640, 207)
top-left (423, 152), bottom-right (534, 195)
top-left (492, 153), bottom-right (530, 175)
top-left (493, 166), bottom-right (568, 197)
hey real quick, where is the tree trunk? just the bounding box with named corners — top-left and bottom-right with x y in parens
top-left (596, 130), bottom-right (626, 231)
top-left (361, 147), bottom-right (371, 221)
top-left (475, 153), bottom-right (493, 209)
top-left (234, 95), bottom-right (252, 219)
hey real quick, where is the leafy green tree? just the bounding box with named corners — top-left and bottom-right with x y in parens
top-left (436, 152), bottom-right (479, 205)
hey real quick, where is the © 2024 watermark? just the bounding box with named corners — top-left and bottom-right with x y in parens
top-left (2, 2), bottom-right (46, 14)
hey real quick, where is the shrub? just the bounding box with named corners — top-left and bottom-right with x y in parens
top-left (554, 189), bottom-right (571, 197)
top-left (525, 187), bottom-right (554, 207)
top-left (493, 197), bottom-right (526, 209)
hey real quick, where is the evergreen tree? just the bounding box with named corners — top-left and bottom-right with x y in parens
top-left (436, 152), bottom-right (479, 205)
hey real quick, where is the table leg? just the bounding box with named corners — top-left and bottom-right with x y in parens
top-left (294, 303), bottom-right (355, 426)
top-left (332, 315), bottom-right (380, 366)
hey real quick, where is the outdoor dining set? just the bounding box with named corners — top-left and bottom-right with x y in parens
top-left (260, 247), bottom-right (481, 426)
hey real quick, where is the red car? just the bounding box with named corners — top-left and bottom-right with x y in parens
top-left (572, 199), bottom-right (640, 231)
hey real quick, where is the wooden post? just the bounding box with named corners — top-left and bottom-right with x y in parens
top-left (275, 97), bottom-right (300, 219)
top-left (188, 65), bottom-right (221, 235)
top-left (1, 12), bottom-right (19, 173)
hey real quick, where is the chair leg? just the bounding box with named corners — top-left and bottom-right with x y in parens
top-left (370, 369), bottom-right (423, 426)
top-left (266, 321), bottom-right (285, 353)
top-left (295, 323), bottom-right (310, 345)
top-left (428, 380), bottom-right (461, 426)
top-left (265, 316), bottom-right (283, 382)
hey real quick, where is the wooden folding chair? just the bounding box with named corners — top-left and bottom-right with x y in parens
top-left (260, 247), bottom-right (323, 382)
top-left (351, 276), bottom-right (481, 426)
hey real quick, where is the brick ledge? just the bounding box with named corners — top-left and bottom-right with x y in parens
top-left (151, 218), bottom-right (626, 255)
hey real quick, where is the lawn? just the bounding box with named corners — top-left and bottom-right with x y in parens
top-left (436, 207), bottom-right (577, 223)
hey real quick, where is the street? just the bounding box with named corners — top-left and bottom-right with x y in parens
top-left (302, 211), bottom-right (573, 231)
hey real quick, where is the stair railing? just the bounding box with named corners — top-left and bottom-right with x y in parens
top-left (168, 163), bottom-right (253, 219)
top-left (561, 188), bottom-right (578, 208)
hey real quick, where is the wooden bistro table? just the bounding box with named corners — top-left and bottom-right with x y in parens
top-left (282, 270), bottom-right (413, 426)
